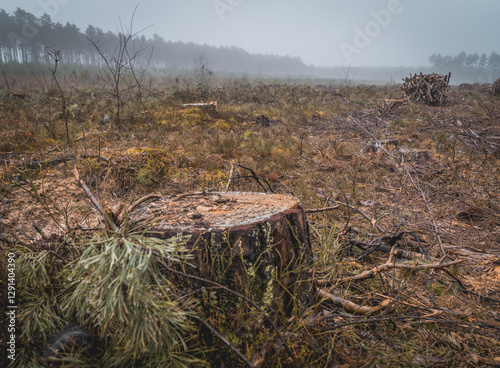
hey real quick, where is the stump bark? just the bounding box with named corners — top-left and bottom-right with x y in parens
top-left (131, 191), bottom-right (313, 314)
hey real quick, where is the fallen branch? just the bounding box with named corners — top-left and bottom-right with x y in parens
top-left (403, 165), bottom-right (446, 256)
top-left (126, 194), bottom-right (162, 214)
top-left (347, 234), bottom-right (433, 262)
top-left (317, 194), bottom-right (384, 232)
top-left (102, 194), bottom-right (163, 226)
top-left (225, 160), bottom-right (235, 191)
top-left (304, 206), bottom-right (340, 214)
top-left (376, 294), bottom-right (472, 319)
top-left (352, 232), bottom-right (406, 261)
top-left (317, 288), bottom-right (391, 315)
top-left (74, 167), bottom-right (118, 232)
top-left (13, 154), bottom-right (76, 169)
top-left (318, 248), bottom-right (462, 284)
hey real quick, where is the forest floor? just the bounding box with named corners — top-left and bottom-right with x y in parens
top-left (0, 80), bottom-right (499, 367)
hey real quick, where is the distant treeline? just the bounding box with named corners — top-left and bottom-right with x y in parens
top-left (0, 8), bottom-right (306, 75)
top-left (429, 51), bottom-right (500, 70)
top-left (1, 8), bottom-right (498, 84)
top-left (428, 52), bottom-right (500, 84)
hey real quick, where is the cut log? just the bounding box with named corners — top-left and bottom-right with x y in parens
top-left (182, 101), bottom-right (217, 112)
top-left (130, 191), bottom-right (313, 314)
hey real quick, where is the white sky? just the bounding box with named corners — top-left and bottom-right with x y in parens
top-left (2, 0), bottom-right (499, 67)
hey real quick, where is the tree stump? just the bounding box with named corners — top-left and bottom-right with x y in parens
top-left (130, 191), bottom-right (313, 315)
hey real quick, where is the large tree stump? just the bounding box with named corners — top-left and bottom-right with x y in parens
top-left (130, 191), bottom-right (313, 315)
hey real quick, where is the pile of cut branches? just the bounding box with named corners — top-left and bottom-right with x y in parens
top-left (402, 72), bottom-right (451, 105)
top-left (493, 77), bottom-right (500, 95)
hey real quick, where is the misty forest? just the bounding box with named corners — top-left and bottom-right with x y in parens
top-left (1, 9), bottom-right (500, 82)
top-left (0, 6), bottom-right (499, 368)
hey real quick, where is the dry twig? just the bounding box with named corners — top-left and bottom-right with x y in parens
top-left (318, 247), bottom-right (462, 285)
top-left (304, 206), bottom-right (340, 214)
top-left (317, 288), bottom-right (391, 315)
top-left (74, 167), bottom-right (118, 232)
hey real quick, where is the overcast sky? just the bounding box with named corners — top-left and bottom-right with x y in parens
top-left (1, 0), bottom-right (499, 67)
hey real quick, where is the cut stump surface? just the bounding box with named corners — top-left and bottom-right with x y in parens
top-left (132, 191), bottom-right (302, 231)
top-left (131, 191), bottom-right (313, 314)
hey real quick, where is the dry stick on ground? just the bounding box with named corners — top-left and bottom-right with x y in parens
top-left (347, 231), bottom-right (430, 261)
top-left (348, 238), bottom-right (435, 262)
top-left (352, 232), bottom-right (406, 261)
top-left (350, 115), bottom-right (447, 256)
top-left (317, 288), bottom-right (391, 315)
top-left (12, 154), bottom-right (76, 170)
top-left (74, 167), bottom-right (118, 232)
top-left (318, 247), bottom-right (462, 285)
top-left (317, 313), bottom-right (500, 335)
top-left (304, 206), bottom-right (340, 214)
top-left (376, 293), bottom-right (475, 319)
top-left (109, 193), bottom-right (164, 225)
top-left (317, 193), bottom-right (384, 233)
top-left (225, 160), bottom-right (235, 191)
top-left (403, 165), bottom-right (446, 257)
top-left (126, 194), bottom-right (162, 214)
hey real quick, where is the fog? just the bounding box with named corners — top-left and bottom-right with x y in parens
top-left (1, 0), bottom-right (499, 68)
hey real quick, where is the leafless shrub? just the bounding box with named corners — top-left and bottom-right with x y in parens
top-left (86, 5), bottom-right (152, 123)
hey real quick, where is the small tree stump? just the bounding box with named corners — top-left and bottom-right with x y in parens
top-left (131, 191), bottom-right (313, 314)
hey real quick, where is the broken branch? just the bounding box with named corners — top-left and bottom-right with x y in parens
top-left (317, 288), bottom-right (391, 315)
top-left (318, 248), bottom-right (462, 285)
top-left (74, 167), bottom-right (118, 232)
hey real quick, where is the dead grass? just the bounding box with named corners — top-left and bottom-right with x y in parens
top-left (0, 80), bottom-right (499, 367)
